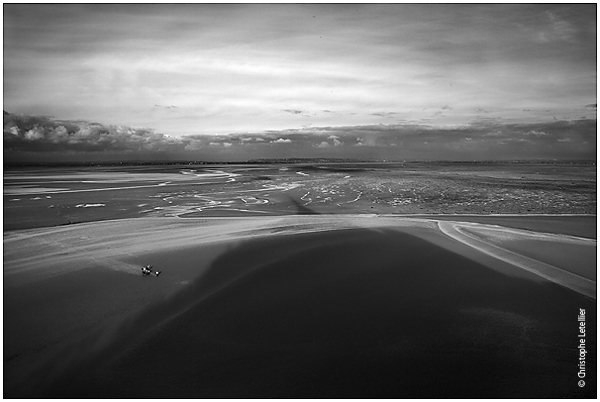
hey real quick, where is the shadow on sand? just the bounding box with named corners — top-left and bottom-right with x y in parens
top-left (41, 228), bottom-right (595, 399)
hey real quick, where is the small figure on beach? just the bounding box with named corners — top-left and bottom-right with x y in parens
top-left (141, 265), bottom-right (161, 277)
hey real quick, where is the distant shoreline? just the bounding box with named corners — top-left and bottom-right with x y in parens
top-left (4, 159), bottom-right (596, 168)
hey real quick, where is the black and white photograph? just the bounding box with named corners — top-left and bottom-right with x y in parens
top-left (3, 3), bottom-right (597, 398)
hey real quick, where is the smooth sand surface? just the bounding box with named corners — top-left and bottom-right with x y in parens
top-left (4, 215), bottom-right (596, 398)
top-left (404, 214), bottom-right (597, 239)
top-left (456, 224), bottom-right (596, 280)
top-left (437, 221), bottom-right (596, 298)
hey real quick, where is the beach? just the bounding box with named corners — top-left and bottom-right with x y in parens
top-left (4, 2), bottom-right (598, 397)
top-left (3, 215), bottom-right (596, 398)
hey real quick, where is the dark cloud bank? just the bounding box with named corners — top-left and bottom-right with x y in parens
top-left (4, 112), bottom-right (596, 164)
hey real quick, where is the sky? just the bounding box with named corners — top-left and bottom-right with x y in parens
top-left (3, 3), bottom-right (597, 162)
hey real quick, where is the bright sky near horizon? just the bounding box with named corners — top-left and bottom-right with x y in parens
top-left (3, 3), bottom-right (597, 162)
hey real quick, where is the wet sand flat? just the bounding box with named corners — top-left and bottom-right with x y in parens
top-left (457, 226), bottom-right (596, 281)
top-left (3, 215), bottom-right (596, 398)
top-left (410, 214), bottom-right (597, 239)
top-left (4, 162), bottom-right (596, 231)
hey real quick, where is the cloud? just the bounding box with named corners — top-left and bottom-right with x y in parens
top-left (4, 112), bottom-right (596, 163)
top-left (282, 109), bottom-right (308, 116)
top-left (326, 134), bottom-right (342, 146)
top-left (7, 126), bottom-right (20, 136)
top-left (524, 130), bottom-right (548, 136)
top-left (3, 4), bottom-right (596, 139)
top-left (371, 112), bottom-right (399, 117)
top-left (184, 140), bottom-right (203, 151)
top-left (271, 138), bottom-right (292, 144)
top-left (545, 10), bottom-right (578, 42)
top-left (3, 113), bottom-right (187, 154)
top-left (24, 127), bottom-right (45, 141)
top-left (351, 134), bottom-right (378, 147)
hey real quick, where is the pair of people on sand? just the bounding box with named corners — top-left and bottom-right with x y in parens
top-left (142, 265), bottom-right (161, 277)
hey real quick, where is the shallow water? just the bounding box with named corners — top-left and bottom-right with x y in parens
top-left (4, 162), bottom-right (596, 231)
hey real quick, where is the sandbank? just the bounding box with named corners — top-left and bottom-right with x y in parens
top-left (3, 215), bottom-right (596, 398)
